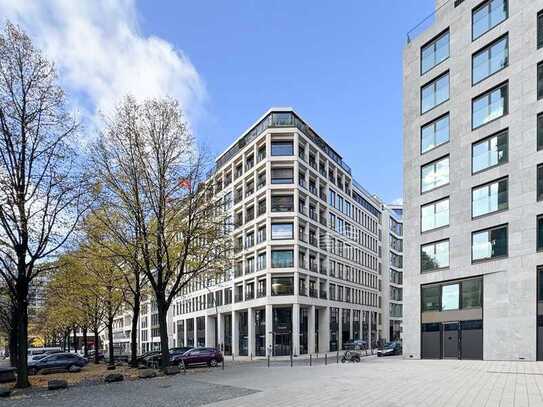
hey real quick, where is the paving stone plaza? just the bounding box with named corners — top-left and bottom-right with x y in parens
top-left (5, 356), bottom-right (543, 407)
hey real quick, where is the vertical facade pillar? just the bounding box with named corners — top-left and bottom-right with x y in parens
top-left (217, 313), bottom-right (224, 352)
top-left (265, 304), bottom-right (273, 356)
top-left (205, 315), bottom-right (215, 347)
top-left (349, 309), bottom-right (354, 341)
top-left (231, 310), bottom-right (238, 357)
top-left (319, 307), bottom-right (330, 353)
top-left (338, 309), bottom-right (343, 351)
top-left (183, 319), bottom-right (187, 347)
top-left (292, 303), bottom-right (300, 356)
top-left (308, 305), bottom-right (316, 354)
top-left (248, 307), bottom-right (254, 357)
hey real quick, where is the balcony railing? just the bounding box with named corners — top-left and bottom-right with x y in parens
top-left (257, 289), bottom-right (266, 298)
top-left (319, 291), bottom-right (327, 299)
top-left (309, 288), bottom-right (318, 298)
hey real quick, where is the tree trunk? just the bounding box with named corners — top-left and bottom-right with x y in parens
top-left (72, 327), bottom-right (78, 353)
top-left (93, 328), bottom-right (100, 364)
top-left (107, 315), bottom-right (114, 366)
top-left (129, 292), bottom-right (140, 367)
top-left (82, 327), bottom-right (88, 358)
top-left (9, 317), bottom-right (17, 367)
top-left (15, 280), bottom-right (29, 388)
top-left (157, 296), bottom-right (170, 369)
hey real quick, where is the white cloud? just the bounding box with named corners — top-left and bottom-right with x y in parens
top-left (0, 0), bottom-right (205, 134)
top-left (390, 197), bottom-right (403, 205)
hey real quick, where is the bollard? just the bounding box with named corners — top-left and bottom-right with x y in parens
top-left (222, 359), bottom-right (224, 370)
top-left (325, 354), bottom-right (327, 365)
top-left (336, 351), bottom-right (339, 364)
top-left (290, 353), bottom-right (293, 367)
top-left (309, 354), bottom-right (312, 367)
top-left (250, 353), bottom-right (253, 361)
top-left (267, 354), bottom-right (270, 368)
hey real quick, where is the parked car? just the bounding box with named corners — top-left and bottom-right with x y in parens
top-left (27, 347), bottom-right (62, 362)
top-left (28, 352), bottom-right (88, 375)
top-left (87, 350), bottom-right (105, 361)
top-left (31, 349), bottom-right (64, 361)
top-left (377, 341), bottom-right (402, 357)
top-left (343, 340), bottom-right (368, 351)
top-left (137, 350), bottom-right (160, 365)
top-left (145, 347), bottom-right (193, 367)
top-left (176, 347), bottom-right (223, 368)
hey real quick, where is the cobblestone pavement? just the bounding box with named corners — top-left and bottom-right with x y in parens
top-left (5, 356), bottom-right (543, 406)
top-left (200, 356), bottom-right (543, 407)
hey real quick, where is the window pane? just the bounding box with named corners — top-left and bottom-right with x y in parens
top-left (421, 240), bottom-right (449, 272)
top-left (441, 284), bottom-right (459, 311)
top-left (538, 11), bottom-right (543, 49)
top-left (473, 0), bottom-right (508, 40)
top-left (271, 250), bottom-right (294, 268)
top-left (421, 156), bottom-right (449, 192)
top-left (421, 286), bottom-right (440, 311)
top-left (421, 31), bottom-right (449, 74)
top-left (421, 199), bottom-right (449, 232)
top-left (472, 178), bottom-right (508, 217)
top-left (539, 217), bottom-right (543, 251)
top-left (271, 141), bottom-right (293, 156)
top-left (538, 165), bottom-right (543, 202)
top-left (538, 114), bottom-right (543, 151)
top-left (472, 131), bottom-right (508, 173)
top-left (472, 225), bottom-right (507, 261)
top-left (421, 115), bottom-right (449, 153)
top-left (421, 73), bottom-right (449, 114)
top-left (461, 279), bottom-right (482, 309)
top-left (271, 223), bottom-right (294, 240)
top-left (271, 168), bottom-right (293, 184)
top-left (472, 84), bottom-right (507, 129)
top-left (538, 63), bottom-right (543, 101)
top-left (472, 36), bottom-right (508, 84)
top-left (271, 277), bottom-right (294, 295)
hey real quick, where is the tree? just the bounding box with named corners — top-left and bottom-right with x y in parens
top-left (92, 97), bottom-right (231, 369)
top-left (0, 22), bottom-right (87, 388)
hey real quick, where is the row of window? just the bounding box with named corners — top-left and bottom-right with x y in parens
top-left (421, 277), bottom-right (483, 312)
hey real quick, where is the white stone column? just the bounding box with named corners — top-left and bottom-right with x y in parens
top-left (217, 313), bottom-right (224, 352)
top-left (338, 309), bottom-right (343, 351)
top-left (265, 304), bottom-right (273, 356)
top-left (231, 311), bottom-right (238, 357)
top-left (319, 307), bottom-right (330, 353)
top-left (248, 307), bottom-right (254, 357)
top-left (292, 303), bottom-right (300, 356)
top-left (183, 319), bottom-right (187, 347)
top-left (205, 315), bottom-right (215, 347)
top-left (349, 309), bottom-right (354, 341)
top-left (308, 305), bottom-right (316, 354)
top-left (193, 318), bottom-right (198, 347)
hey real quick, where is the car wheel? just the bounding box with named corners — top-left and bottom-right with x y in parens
top-left (341, 357), bottom-right (346, 363)
top-left (209, 359), bottom-right (218, 367)
top-left (180, 361), bottom-right (186, 369)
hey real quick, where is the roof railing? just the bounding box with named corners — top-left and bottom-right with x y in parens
top-left (406, 0), bottom-right (452, 44)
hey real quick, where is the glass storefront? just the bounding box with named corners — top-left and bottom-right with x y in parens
top-left (273, 307), bottom-right (292, 356)
top-left (300, 308), bottom-right (308, 355)
top-left (223, 314), bottom-right (232, 355)
top-left (330, 307), bottom-right (339, 351)
top-left (196, 317), bottom-right (205, 347)
top-left (255, 309), bottom-right (266, 356)
top-left (239, 311), bottom-right (248, 356)
top-left (187, 318), bottom-right (194, 347)
top-left (342, 309), bottom-right (351, 347)
top-left (176, 320), bottom-right (184, 347)
top-left (353, 310), bottom-right (360, 340)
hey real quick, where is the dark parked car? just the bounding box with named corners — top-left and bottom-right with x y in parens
top-left (87, 350), bottom-right (105, 361)
top-left (377, 341), bottom-right (402, 357)
top-left (137, 350), bottom-right (160, 365)
top-left (145, 347), bottom-right (193, 367)
top-left (31, 349), bottom-right (64, 361)
top-left (343, 340), bottom-right (368, 351)
top-left (28, 352), bottom-right (88, 375)
top-left (176, 347), bottom-right (223, 368)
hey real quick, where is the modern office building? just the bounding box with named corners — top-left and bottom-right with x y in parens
top-left (404, 0), bottom-right (543, 360)
top-left (107, 108), bottom-right (403, 357)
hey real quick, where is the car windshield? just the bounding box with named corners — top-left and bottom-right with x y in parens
top-left (384, 342), bottom-right (395, 349)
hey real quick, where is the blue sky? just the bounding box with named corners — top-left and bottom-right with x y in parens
top-left (136, 0), bottom-right (435, 204)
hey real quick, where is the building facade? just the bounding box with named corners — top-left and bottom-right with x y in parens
top-left (108, 108), bottom-right (403, 357)
top-left (404, 0), bottom-right (543, 360)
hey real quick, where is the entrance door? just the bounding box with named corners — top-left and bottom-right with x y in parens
top-left (273, 307), bottom-right (292, 356)
top-left (442, 322), bottom-right (459, 359)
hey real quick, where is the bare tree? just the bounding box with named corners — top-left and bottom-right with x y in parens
top-left (0, 23), bottom-right (87, 388)
top-left (92, 97), bottom-right (232, 369)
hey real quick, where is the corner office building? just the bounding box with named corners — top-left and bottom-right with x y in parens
top-left (107, 109), bottom-right (404, 357)
top-left (403, 0), bottom-right (543, 360)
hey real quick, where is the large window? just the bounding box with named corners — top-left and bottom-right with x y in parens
top-left (271, 167), bottom-right (294, 184)
top-left (538, 62), bottom-right (543, 100)
top-left (421, 72), bottom-right (449, 114)
top-left (539, 164), bottom-right (543, 202)
top-left (441, 284), bottom-right (460, 311)
top-left (271, 250), bottom-right (294, 268)
top-left (271, 276), bottom-right (294, 296)
top-left (461, 279), bottom-right (482, 309)
top-left (421, 198), bottom-right (449, 232)
top-left (472, 130), bottom-right (508, 173)
top-left (538, 215), bottom-right (543, 252)
top-left (271, 223), bottom-right (294, 240)
top-left (421, 240), bottom-right (449, 273)
top-left (472, 83), bottom-right (508, 129)
top-left (421, 114), bottom-right (449, 154)
top-left (472, 0), bottom-right (508, 40)
top-left (472, 35), bottom-right (508, 85)
top-left (271, 141), bottom-right (293, 156)
top-left (421, 285), bottom-right (440, 312)
top-left (421, 156), bottom-right (449, 193)
top-left (539, 113), bottom-right (543, 151)
top-left (271, 195), bottom-right (293, 212)
top-left (472, 224), bottom-right (508, 262)
top-left (421, 30), bottom-right (449, 75)
top-left (472, 177), bottom-right (508, 218)
top-left (539, 10), bottom-right (543, 49)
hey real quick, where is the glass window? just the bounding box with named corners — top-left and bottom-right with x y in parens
top-left (472, 178), bottom-right (508, 217)
top-left (421, 285), bottom-right (440, 312)
top-left (271, 250), bottom-right (294, 268)
top-left (441, 284), bottom-right (460, 311)
top-left (539, 216), bottom-right (543, 252)
top-left (472, 0), bottom-right (508, 40)
top-left (539, 10), bottom-right (543, 49)
top-left (271, 141), bottom-right (293, 156)
top-left (472, 35), bottom-right (508, 84)
top-left (472, 83), bottom-right (508, 129)
top-left (271, 167), bottom-right (294, 184)
top-left (472, 130), bottom-right (508, 173)
top-left (462, 279), bottom-right (482, 309)
top-left (472, 224), bottom-right (508, 261)
top-left (538, 114), bottom-right (543, 152)
top-left (271, 195), bottom-right (293, 212)
top-left (421, 198), bottom-right (449, 232)
top-left (421, 240), bottom-right (449, 272)
top-left (421, 72), bottom-right (449, 114)
top-left (421, 114), bottom-right (449, 153)
top-left (421, 30), bottom-right (450, 74)
top-left (271, 223), bottom-right (294, 240)
top-left (538, 62), bottom-right (543, 100)
top-left (538, 164), bottom-right (543, 202)
top-left (421, 156), bottom-right (449, 193)
top-left (271, 276), bottom-right (294, 296)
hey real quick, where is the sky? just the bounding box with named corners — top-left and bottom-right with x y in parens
top-left (0, 0), bottom-right (435, 204)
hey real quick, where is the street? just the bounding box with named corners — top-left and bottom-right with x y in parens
top-left (5, 356), bottom-right (543, 406)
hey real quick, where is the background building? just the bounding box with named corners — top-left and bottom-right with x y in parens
top-left (110, 108), bottom-right (403, 357)
top-left (404, 0), bottom-right (543, 360)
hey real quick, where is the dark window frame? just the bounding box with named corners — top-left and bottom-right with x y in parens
top-left (471, 33), bottom-right (509, 86)
top-left (471, 176), bottom-right (509, 219)
top-left (538, 10), bottom-right (543, 49)
top-left (420, 196), bottom-right (450, 233)
top-left (421, 112), bottom-right (450, 155)
top-left (471, 223), bottom-right (508, 263)
top-left (471, 81), bottom-right (508, 130)
top-left (421, 277), bottom-right (484, 312)
top-left (471, 128), bottom-right (508, 175)
top-left (420, 70), bottom-right (450, 115)
top-left (420, 154), bottom-right (450, 194)
top-left (472, 0), bottom-right (508, 41)
top-left (537, 215), bottom-right (543, 252)
top-left (538, 62), bottom-right (543, 101)
top-left (420, 28), bottom-right (450, 76)
top-left (420, 238), bottom-right (450, 273)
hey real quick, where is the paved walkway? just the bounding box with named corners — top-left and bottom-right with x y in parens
top-left (200, 356), bottom-right (543, 407)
